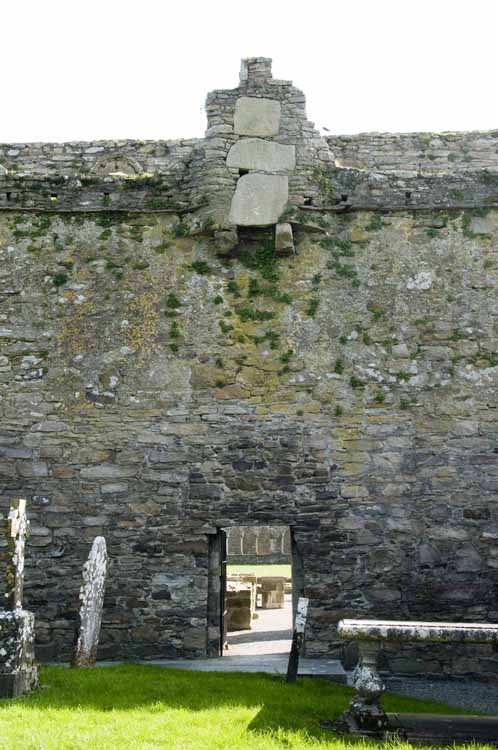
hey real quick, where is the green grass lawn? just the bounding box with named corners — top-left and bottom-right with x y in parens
top-left (0, 665), bottom-right (480, 750)
top-left (228, 564), bottom-right (292, 578)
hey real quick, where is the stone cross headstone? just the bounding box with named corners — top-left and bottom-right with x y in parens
top-left (5, 498), bottom-right (30, 610)
top-left (72, 536), bottom-right (107, 668)
top-left (0, 498), bottom-right (38, 697)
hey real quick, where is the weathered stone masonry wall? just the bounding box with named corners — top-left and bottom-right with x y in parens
top-left (2, 57), bottom-right (498, 678)
top-left (328, 130), bottom-right (498, 174)
top-left (2, 205), bottom-right (498, 676)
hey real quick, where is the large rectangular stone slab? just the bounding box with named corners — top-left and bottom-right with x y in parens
top-left (234, 97), bottom-right (281, 137)
top-left (229, 174), bottom-right (288, 227)
top-left (227, 139), bottom-right (295, 172)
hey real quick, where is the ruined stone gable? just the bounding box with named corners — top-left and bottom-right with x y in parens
top-left (1, 58), bottom-right (498, 676)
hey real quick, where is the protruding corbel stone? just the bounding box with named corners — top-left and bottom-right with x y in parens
top-left (275, 223), bottom-right (295, 256)
top-left (214, 226), bottom-right (238, 256)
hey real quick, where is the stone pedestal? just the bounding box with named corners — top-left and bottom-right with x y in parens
top-left (228, 573), bottom-right (258, 619)
top-left (0, 609), bottom-right (38, 698)
top-left (258, 576), bottom-right (285, 609)
top-left (226, 584), bottom-right (252, 631)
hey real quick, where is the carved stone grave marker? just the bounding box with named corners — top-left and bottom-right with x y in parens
top-left (5, 498), bottom-right (29, 610)
top-left (72, 536), bottom-right (107, 667)
top-left (286, 596), bottom-right (308, 683)
top-left (0, 498), bottom-right (38, 697)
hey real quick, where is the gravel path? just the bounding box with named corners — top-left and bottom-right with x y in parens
top-left (386, 677), bottom-right (498, 716)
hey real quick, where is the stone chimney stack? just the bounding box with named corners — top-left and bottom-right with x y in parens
top-left (239, 57), bottom-right (273, 85)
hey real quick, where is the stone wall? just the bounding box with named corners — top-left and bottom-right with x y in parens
top-left (2, 204), bottom-right (498, 675)
top-left (328, 130), bottom-right (498, 174)
top-left (2, 58), bottom-right (498, 678)
top-left (0, 139), bottom-right (198, 177)
top-left (227, 526), bottom-right (290, 564)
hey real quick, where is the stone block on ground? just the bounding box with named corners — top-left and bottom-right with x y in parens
top-left (0, 609), bottom-right (38, 698)
top-left (258, 576), bottom-right (285, 609)
top-left (228, 573), bottom-right (257, 618)
top-left (226, 584), bottom-right (252, 631)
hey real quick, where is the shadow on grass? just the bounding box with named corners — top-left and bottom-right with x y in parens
top-left (0, 664), bottom-right (472, 747)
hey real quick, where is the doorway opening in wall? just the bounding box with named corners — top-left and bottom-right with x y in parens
top-left (207, 525), bottom-right (304, 659)
top-left (225, 525), bottom-right (294, 657)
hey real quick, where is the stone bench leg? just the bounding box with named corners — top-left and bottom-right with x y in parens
top-left (349, 640), bottom-right (388, 731)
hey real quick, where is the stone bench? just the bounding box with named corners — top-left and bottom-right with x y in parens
top-left (337, 618), bottom-right (498, 731)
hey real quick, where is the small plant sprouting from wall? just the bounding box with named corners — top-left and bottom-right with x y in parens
top-left (320, 235), bottom-right (359, 287)
top-left (375, 388), bottom-right (386, 404)
top-left (350, 375), bottom-right (365, 389)
top-left (165, 293), bottom-right (182, 316)
top-left (313, 167), bottom-right (336, 200)
top-left (248, 276), bottom-right (292, 304)
top-left (252, 329), bottom-right (280, 350)
top-left (280, 349), bottom-right (294, 364)
top-left (105, 259), bottom-right (124, 280)
top-left (52, 273), bottom-right (68, 287)
top-left (190, 260), bottom-right (212, 275)
top-left (238, 307), bottom-right (274, 323)
top-left (307, 297), bottom-right (320, 318)
top-left (226, 280), bottom-right (240, 297)
top-left (370, 305), bottom-right (386, 322)
top-left (174, 220), bottom-right (190, 238)
top-left (365, 215), bottom-right (384, 232)
top-left (450, 328), bottom-right (465, 342)
top-left (169, 320), bottom-right (181, 352)
top-left (238, 244), bottom-right (279, 284)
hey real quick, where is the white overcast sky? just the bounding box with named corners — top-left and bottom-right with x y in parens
top-left (2, 0), bottom-right (497, 143)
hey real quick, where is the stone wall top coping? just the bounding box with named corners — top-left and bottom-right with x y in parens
top-left (338, 619), bottom-right (498, 644)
